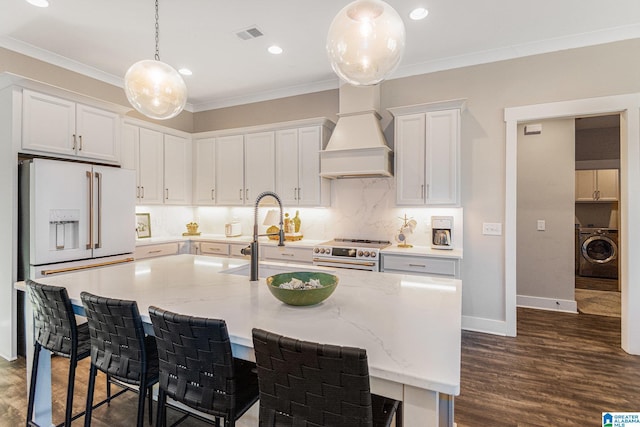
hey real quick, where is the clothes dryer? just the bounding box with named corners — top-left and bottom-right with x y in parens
top-left (578, 228), bottom-right (618, 279)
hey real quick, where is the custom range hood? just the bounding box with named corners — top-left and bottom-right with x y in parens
top-left (320, 84), bottom-right (392, 179)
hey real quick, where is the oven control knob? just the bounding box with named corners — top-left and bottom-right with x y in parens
top-left (322, 248), bottom-right (328, 254)
top-left (314, 248), bottom-right (319, 253)
top-left (357, 250), bottom-right (363, 257)
top-left (371, 252), bottom-right (377, 258)
top-left (364, 251), bottom-right (370, 257)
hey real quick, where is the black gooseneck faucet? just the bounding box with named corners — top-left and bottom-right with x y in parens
top-left (240, 191), bottom-right (285, 281)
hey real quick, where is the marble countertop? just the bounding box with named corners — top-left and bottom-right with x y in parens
top-left (18, 254), bottom-right (461, 395)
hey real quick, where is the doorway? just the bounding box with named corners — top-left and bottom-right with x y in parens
top-left (574, 115), bottom-right (621, 317)
top-left (504, 93), bottom-right (640, 355)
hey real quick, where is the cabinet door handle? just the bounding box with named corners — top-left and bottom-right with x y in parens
top-left (211, 189), bottom-right (215, 200)
top-left (165, 188), bottom-right (169, 199)
top-left (141, 186), bottom-right (145, 199)
top-left (136, 186), bottom-right (140, 198)
top-left (409, 263), bottom-right (426, 268)
top-left (239, 189), bottom-right (243, 200)
top-left (72, 134), bottom-right (77, 150)
top-left (78, 135), bottom-right (83, 151)
top-left (297, 187), bottom-right (301, 200)
top-left (421, 184), bottom-right (425, 199)
top-left (281, 253), bottom-right (294, 257)
top-left (148, 250), bottom-right (162, 254)
top-left (245, 188), bottom-right (249, 201)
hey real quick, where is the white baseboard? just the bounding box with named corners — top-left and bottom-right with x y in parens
top-left (516, 294), bottom-right (577, 313)
top-left (462, 315), bottom-right (508, 336)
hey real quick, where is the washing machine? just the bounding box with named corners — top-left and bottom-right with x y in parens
top-left (578, 228), bottom-right (618, 279)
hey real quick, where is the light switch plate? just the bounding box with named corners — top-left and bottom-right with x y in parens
top-left (482, 223), bottom-right (502, 236)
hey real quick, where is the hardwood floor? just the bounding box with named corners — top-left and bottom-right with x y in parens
top-left (3, 308), bottom-right (639, 426)
top-left (455, 308), bottom-right (640, 426)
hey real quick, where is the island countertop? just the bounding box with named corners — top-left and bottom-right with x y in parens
top-left (18, 254), bottom-right (461, 425)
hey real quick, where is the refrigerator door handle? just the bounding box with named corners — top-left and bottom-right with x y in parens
top-left (95, 171), bottom-right (102, 249)
top-left (86, 170), bottom-right (94, 250)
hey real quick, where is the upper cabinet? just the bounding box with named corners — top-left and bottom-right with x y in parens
top-left (194, 118), bottom-right (334, 207)
top-left (575, 169), bottom-right (619, 202)
top-left (193, 137), bottom-right (216, 205)
top-left (122, 120), bottom-right (191, 205)
top-left (276, 126), bottom-right (331, 206)
top-left (389, 100), bottom-right (465, 206)
top-left (22, 89), bottom-right (120, 163)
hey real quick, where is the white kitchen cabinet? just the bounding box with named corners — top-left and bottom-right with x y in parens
top-left (134, 242), bottom-right (181, 259)
top-left (199, 242), bottom-right (230, 256)
top-left (194, 118), bottom-right (333, 208)
top-left (122, 121), bottom-right (191, 205)
top-left (230, 242), bottom-right (250, 259)
top-left (214, 132), bottom-right (275, 206)
top-left (575, 169), bottom-right (618, 202)
top-left (193, 137), bottom-right (216, 205)
top-left (390, 101), bottom-right (464, 206)
top-left (163, 134), bottom-right (192, 205)
top-left (215, 134), bottom-right (245, 205)
top-left (244, 131), bottom-right (276, 204)
top-left (276, 126), bottom-right (331, 206)
top-left (22, 89), bottom-right (120, 163)
top-left (122, 124), bottom-right (164, 204)
top-left (381, 253), bottom-right (460, 278)
top-left (261, 245), bottom-right (313, 264)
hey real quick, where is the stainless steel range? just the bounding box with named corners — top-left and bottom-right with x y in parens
top-left (313, 238), bottom-right (391, 271)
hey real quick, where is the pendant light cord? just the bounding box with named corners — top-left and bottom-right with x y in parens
top-left (154, 0), bottom-right (160, 61)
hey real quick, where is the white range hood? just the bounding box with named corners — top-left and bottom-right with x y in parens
top-left (320, 84), bottom-right (392, 179)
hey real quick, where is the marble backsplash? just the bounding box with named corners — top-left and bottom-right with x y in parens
top-left (137, 178), bottom-right (463, 249)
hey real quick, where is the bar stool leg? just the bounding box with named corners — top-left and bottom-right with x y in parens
top-left (83, 364), bottom-right (98, 427)
top-left (64, 356), bottom-right (78, 426)
top-left (26, 343), bottom-right (41, 427)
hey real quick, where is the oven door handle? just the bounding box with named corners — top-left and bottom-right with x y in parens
top-left (312, 258), bottom-right (376, 267)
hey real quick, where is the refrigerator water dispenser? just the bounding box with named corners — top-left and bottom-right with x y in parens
top-left (49, 210), bottom-right (79, 251)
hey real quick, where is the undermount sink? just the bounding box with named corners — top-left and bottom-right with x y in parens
top-left (221, 263), bottom-right (330, 279)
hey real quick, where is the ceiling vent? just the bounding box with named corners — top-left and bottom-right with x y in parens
top-left (235, 26), bottom-right (264, 41)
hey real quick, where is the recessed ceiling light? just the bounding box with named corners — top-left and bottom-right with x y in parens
top-left (26, 0), bottom-right (49, 7)
top-left (268, 45), bottom-right (283, 55)
top-left (409, 7), bottom-right (429, 20)
top-left (178, 68), bottom-right (192, 76)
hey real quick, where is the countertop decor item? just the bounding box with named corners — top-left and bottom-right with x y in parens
top-left (183, 222), bottom-right (200, 236)
top-left (266, 272), bottom-right (339, 306)
top-left (124, 0), bottom-right (187, 120)
top-left (136, 213), bottom-right (151, 238)
top-left (395, 214), bottom-right (416, 248)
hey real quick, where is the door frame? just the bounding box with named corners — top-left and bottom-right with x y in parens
top-left (504, 93), bottom-right (640, 354)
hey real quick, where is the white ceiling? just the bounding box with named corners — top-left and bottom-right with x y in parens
top-left (2, 0), bottom-right (640, 112)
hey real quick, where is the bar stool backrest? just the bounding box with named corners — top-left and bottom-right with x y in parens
top-left (148, 306), bottom-right (237, 415)
top-left (252, 328), bottom-right (376, 427)
top-left (80, 291), bottom-right (149, 385)
top-left (26, 280), bottom-right (79, 357)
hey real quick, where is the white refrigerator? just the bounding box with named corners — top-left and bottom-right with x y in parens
top-left (19, 158), bottom-right (136, 279)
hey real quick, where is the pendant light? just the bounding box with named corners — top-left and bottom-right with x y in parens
top-left (326, 0), bottom-right (406, 86)
top-left (124, 0), bottom-right (187, 120)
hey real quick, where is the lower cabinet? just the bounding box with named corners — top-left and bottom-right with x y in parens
top-left (135, 242), bottom-right (183, 259)
top-left (380, 253), bottom-right (460, 278)
top-left (193, 241), bottom-right (250, 259)
top-left (261, 245), bottom-right (313, 264)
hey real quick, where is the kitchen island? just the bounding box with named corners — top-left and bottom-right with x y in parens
top-left (18, 254), bottom-right (462, 427)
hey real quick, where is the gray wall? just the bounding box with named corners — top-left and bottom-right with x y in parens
top-left (517, 119), bottom-right (576, 302)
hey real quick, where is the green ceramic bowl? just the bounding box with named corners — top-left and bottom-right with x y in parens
top-left (266, 272), bottom-right (339, 306)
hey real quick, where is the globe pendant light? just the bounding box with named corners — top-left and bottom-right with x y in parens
top-left (327, 0), bottom-right (406, 86)
top-left (124, 0), bottom-right (187, 120)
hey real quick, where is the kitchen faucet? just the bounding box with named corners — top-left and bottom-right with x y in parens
top-left (240, 191), bottom-right (285, 281)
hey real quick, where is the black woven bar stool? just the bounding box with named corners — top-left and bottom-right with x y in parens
top-left (148, 306), bottom-right (259, 427)
top-left (252, 328), bottom-right (402, 427)
top-left (26, 280), bottom-right (91, 427)
top-left (80, 292), bottom-right (159, 427)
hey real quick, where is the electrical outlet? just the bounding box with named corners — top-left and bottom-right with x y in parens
top-left (537, 220), bottom-right (546, 231)
top-left (482, 223), bottom-right (502, 236)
